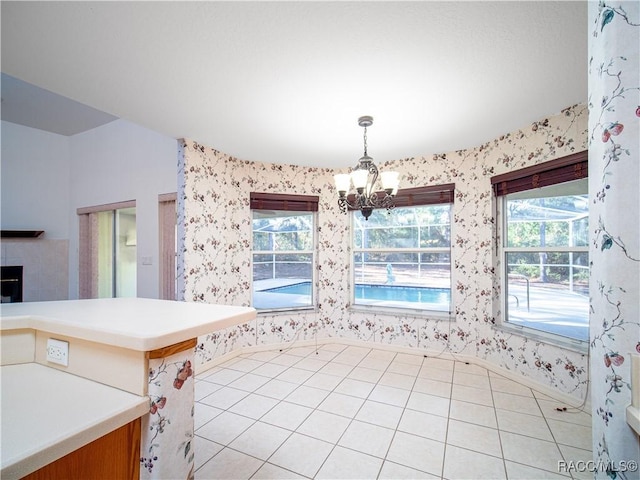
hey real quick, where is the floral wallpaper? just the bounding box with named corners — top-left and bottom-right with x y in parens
top-left (178, 101), bottom-right (591, 400)
top-left (177, 142), bottom-right (336, 367)
top-left (588, 1), bottom-right (640, 477)
top-left (141, 350), bottom-right (195, 480)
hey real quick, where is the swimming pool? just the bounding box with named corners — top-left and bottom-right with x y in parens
top-left (355, 284), bottom-right (450, 304)
top-left (263, 281), bottom-right (450, 307)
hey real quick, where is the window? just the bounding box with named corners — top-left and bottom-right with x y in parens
top-left (492, 152), bottom-right (588, 343)
top-left (78, 201), bottom-right (137, 298)
top-left (351, 184), bottom-right (454, 313)
top-left (251, 193), bottom-right (318, 311)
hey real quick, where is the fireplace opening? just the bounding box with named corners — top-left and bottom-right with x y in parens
top-left (1, 266), bottom-right (23, 303)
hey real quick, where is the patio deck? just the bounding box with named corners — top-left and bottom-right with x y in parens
top-left (507, 284), bottom-right (588, 341)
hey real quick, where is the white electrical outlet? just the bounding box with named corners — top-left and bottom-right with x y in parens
top-left (46, 338), bottom-right (69, 366)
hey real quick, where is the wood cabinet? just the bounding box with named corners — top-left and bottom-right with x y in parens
top-left (22, 419), bottom-right (141, 480)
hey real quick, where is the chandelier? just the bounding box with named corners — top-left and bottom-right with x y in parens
top-left (334, 116), bottom-right (400, 220)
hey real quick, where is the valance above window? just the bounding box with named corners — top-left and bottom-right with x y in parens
top-left (250, 192), bottom-right (319, 212)
top-left (393, 183), bottom-right (455, 207)
top-left (491, 151), bottom-right (588, 197)
top-left (347, 183), bottom-right (455, 210)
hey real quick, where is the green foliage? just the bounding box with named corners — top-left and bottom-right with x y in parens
top-left (506, 195), bottom-right (588, 248)
top-left (507, 252), bottom-right (589, 285)
top-left (354, 205), bottom-right (451, 249)
top-left (505, 193), bottom-right (589, 287)
top-left (252, 212), bottom-right (314, 251)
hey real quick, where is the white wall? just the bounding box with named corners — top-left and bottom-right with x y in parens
top-left (1, 121), bottom-right (70, 238)
top-left (1, 122), bottom-right (71, 302)
top-left (1, 119), bottom-right (178, 300)
top-left (69, 119), bottom-right (178, 299)
top-left (588, 1), bottom-right (640, 471)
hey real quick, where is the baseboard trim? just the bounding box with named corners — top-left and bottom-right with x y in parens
top-left (196, 336), bottom-right (591, 411)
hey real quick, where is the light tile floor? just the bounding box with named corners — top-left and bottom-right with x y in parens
top-left (194, 344), bottom-right (592, 480)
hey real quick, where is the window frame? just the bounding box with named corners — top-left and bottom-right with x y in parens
top-left (349, 184), bottom-right (455, 317)
top-left (250, 192), bottom-right (319, 313)
top-left (492, 152), bottom-right (589, 350)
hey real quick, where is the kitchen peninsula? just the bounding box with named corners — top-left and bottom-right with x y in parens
top-left (1, 298), bottom-right (256, 479)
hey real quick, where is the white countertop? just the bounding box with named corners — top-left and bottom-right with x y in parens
top-left (0, 363), bottom-right (149, 478)
top-left (0, 298), bottom-right (256, 351)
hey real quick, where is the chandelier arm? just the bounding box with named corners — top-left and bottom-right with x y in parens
top-left (367, 191), bottom-right (382, 207)
top-left (382, 192), bottom-right (395, 211)
top-left (338, 195), bottom-right (362, 211)
top-left (368, 164), bottom-right (378, 188)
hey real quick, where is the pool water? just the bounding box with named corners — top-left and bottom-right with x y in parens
top-left (355, 284), bottom-right (450, 304)
top-left (264, 282), bottom-right (450, 305)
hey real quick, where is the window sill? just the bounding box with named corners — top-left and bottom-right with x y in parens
top-left (256, 306), bottom-right (317, 316)
top-left (493, 322), bottom-right (588, 354)
top-left (349, 304), bottom-right (454, 321)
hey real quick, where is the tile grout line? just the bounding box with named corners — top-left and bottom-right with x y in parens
top-left (531, 389), bottom-right (574, 480)
top-left (246, 345), bottom-right (370, 478)
top-left (252, 348), bottom-right (348, 478)
top-left (194, 344), bottom-right (591, 480)
top-left (344, 348), bottom-right (403, 480)
top-left (317, 347), bottom-right (446, 478)
top-left (196, 350), bottom-right (311, 477)
top-left (374, 352), bottom-right (440, 479)
top-left (237, 345), bottom-right (333, 475)
top-left (486, 366), bottom-right (509, 480)
top-left (437, 359), bottom-right (458, 480)
top-left (202, 352), bottom-right (455, 476)
top-left (304, 346), bottom-right (378, 479)
top-left (491, 376), bottom-right (583, 478)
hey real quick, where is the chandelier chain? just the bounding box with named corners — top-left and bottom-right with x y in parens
top-left (363, 126), bottom-right (368, 157)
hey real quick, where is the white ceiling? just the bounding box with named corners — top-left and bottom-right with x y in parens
top-left (1, 1), bottom-right (587, 168)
